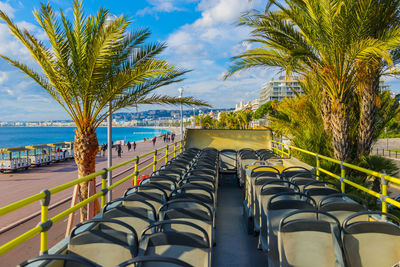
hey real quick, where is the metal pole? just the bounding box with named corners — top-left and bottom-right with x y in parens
top-left (193, 107), bottom-right (196, 128)
top-left (180, 99), bottom-right (183, 138)
top-left (107, 104), bottom-right (112, 202)
top-left (385, 127), bottom-right (388, 151)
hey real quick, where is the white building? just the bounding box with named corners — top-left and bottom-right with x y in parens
top-left (259, 76), bottom-right (303, 105)
top-left (379, 80), bottom-right (390, 91)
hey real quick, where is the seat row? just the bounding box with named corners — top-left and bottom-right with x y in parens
top-left (236, 148), bottom-right (278, 186)
top-left (244, 165), bottom-right (400, 267)
top-left (19, 148), bottom-right (220, 267)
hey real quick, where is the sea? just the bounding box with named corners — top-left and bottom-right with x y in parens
top-left (0, 127), bottom-right (170, 148)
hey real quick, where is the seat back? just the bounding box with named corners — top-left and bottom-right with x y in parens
top-left (342, 211), bottom-right (400, 267)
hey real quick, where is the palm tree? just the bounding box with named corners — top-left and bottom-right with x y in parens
top-left (225, 0), bottom-right (392, 161)
top-left (0, 1), bottom-right (208, 220)
top-left (354, 0), bottom-right (400, 157)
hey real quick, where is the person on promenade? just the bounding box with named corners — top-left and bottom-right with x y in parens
top-left (163, 134), bottom-right (166, 143)
top-left (117, 144), bottom-right (122, 158)
top-left (127, 141), bottom-right (131, 151)
top-left (133, 141), bottom-right (136, 151)
top-left (171, 133), bottom-right (175, 143)
top-left (152, 137), bottom-right (156, 146)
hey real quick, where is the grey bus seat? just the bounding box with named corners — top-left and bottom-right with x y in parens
top-left (258, 184), bottom-right (300, 246)
top-left (256, 181), bottom-right (299, 235)
top-left (159, 199), bottom-right (214, 243)
top-left (117, 256), bottom-right (194, 267)
top-left (303, 180), bottom-right (340, 203)
top-left (278, 210), bottom-right (344, 267)
top-left (140, 175), bottom-right (178, 193)
top-left (263, 192), bottom-right (317, 264)
top-left (220, 149), bottom-right (237, 173)
top-left (68, 219), bottom-right (138, 267)
top-left (280, 167), bottom-right (312, 180)
top-left (287, 172), bottom-right (318, 190)
top-left (170, 184), bottom-right (215, 209)
top-left (18, 254), bottom-right (101, 267)
top-left (124, 184), bottom-right (168, 212)
top-left (342, 211), bottom-right (400, 267)
top-left (140, 220), bottom-right (211, 267)
top-left (319, 193), bottom-right (368, 225)
top-left (102, 198), bottom-right (156, 239)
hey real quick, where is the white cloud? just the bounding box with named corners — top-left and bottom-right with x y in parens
top-left (0, 1), bottom-right (15, 18)
top-left (136, 0), bottom-right (197, 16)
top-left (160, 0), bottom-right (270, 108)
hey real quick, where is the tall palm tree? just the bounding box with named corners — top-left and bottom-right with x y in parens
top-left (354, 0), bottom-right (400, 157)
top-left (0, 1), bottom-right (208, 220)
top-left (225, 0), bottom-right (392, 161)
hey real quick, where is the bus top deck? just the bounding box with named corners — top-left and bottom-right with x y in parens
top-left (0, 129), bottom-right (399, 267)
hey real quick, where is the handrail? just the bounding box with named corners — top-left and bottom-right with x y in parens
top-left (0, 139), bottom-right (184, 256)
top-left (271, 140), bottom-right (400, 213)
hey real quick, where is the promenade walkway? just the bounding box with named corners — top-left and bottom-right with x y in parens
top-left (0, 137), bottom-right (179, 266)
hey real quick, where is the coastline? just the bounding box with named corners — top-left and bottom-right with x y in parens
top-left (0, 126), bottom-right (176, 149)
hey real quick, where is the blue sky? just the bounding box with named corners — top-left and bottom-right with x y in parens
top-left (0, 0), bottom-right (398, 121)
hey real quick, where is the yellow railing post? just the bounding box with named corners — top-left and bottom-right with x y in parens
top-left (315, 154), bottom-right (320, 180)
top-left (134, 156), bottom-right (139, 186)
top-left (165, 145), bottom-right (169, 164)
top-left (153, 150), bottom-right (157, 172)
top-left (174, 142), bottom-right (177, 158)
top-left (381, 174), bottom-right (388, 215)
top-left (100, 169), bottom-right (107, 208)
top-left (39, 190), bottom-right (51, 255)
top-left (340, 161), bottom-right (346, 193)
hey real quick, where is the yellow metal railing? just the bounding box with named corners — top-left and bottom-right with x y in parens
top-left (272, 140), bottom-right (400, 213)
top-left (0, 140), bottom-right (184, 256)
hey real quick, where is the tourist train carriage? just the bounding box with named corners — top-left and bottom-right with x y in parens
top-left (25, 144), bottom-right (52, 166)
top-left (62, 141), bottom-right (74, 159)
top-left (48, 142), bottom-right (69, 162)
top-left (0, 147), bottom-right (31, 172)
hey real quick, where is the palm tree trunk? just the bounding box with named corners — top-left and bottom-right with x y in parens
top-left (321, 89), bottom-right (332, 134)
top-left (74, 131), bottom-right (100, 221)
top-left (357, 74), bottom-right (380, 157)
top-left (331, 100), bottom-right (350, 161)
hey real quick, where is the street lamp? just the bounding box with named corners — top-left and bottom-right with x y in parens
top-left (193, 107), bottom-right (196, 128)
top-left (178, 87), bottom-right (184, 138)
top-left (199, 110), bottom-right (202, 128)
top-left (105, 14), bottom-right (117, 202)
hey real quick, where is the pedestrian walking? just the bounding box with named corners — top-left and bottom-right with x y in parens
top-left (152, 137), bottom-right (156, 146)
top-left (117, 144), bottom-right (122, 158)
top-left (127, 141), bottom-right (131, 151)
top-left (171, 133), bottom-right (175, 143)
top-left (133, 141), bottom-right (136, 151)
top-left (102, 144), bottom-right (106, 157)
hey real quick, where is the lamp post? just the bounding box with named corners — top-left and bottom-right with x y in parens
top-left (105, 14), bottom-right (117, 202)
top-left (193, 107), bottom-right (196, 128)
top-left (178, 87), bottom-right (184, 138)
top-left (199, 110), bottom-right (202, 128)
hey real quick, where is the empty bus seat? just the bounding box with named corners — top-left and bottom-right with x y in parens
top-left (67, 219), bottom-right (138, 267)
top-left (342, 211), bottom-right (400, 267)
top-left (140, 220), bottom-right (211, 267)
top-left (318, 193), bottom-right (368, 225)
top-left (278, 210), bottom-right (344, 267)
top-left (117, 256), bottom-right (193, 267)
top-left (101, 198), bottom-right (156, 239)
top-left (18, 254), bottom-right (100, 267)
top-left (219, 149), bottom-right (237, 173)
top-left (261, 192), bottom-right (316, 264)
